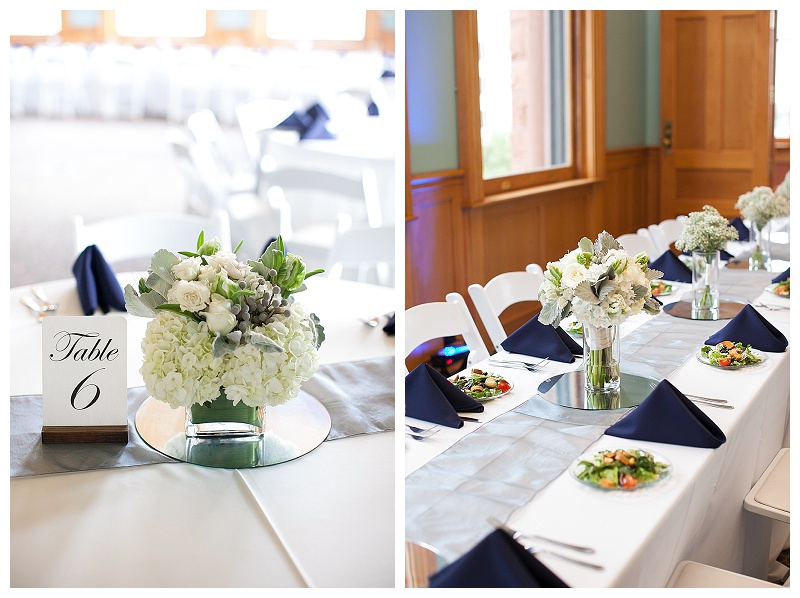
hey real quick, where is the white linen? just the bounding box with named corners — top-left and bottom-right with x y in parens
top-left (406, 284), bottom-right (790, 587)
top-left (10, 274), bottom-right (396, 588)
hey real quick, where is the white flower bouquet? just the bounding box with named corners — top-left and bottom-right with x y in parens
top-left (776, 171), bottom-right (790, 200)
top-left (125, 235), bottom-right (325, 413)
top-left (675, 205), bottom-right (739, 253)
top-left (735, 186), bottom-right (790, 230)
top-left (538, 231), bottom-right (663, 329)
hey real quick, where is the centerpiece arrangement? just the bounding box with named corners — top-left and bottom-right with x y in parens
top-left (538, 232), bottom-right (663, 407)
top-left (125, 234), bottom-right (325, 438)
top-left (735, 185), bottom-right (790, 270)
top-left (675, 205), bottom-right (739, 319)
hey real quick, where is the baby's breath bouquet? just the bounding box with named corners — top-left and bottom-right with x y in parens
top-left (735, 186), bottom-right (790, 230)
top-left (674, 205), bottom-right (739, 253)
top-left (776, 171), bottom-right (790, 200)
top-left (125, 234), bottom-right (324, 436)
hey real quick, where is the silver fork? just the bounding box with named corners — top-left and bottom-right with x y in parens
top-left (20, 297), bottom-right (46, 322)
top-left (488, 516), bottom-right (595, 554)
top-left (488, 357), bottom-right (550, 371)
top-left (406, 424), bottom-right (438, 436)
top-left (31, 286), bottom-right (58, 312)
top-left (754, 302), bottom-right (788, 311)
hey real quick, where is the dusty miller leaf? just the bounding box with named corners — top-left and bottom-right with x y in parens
top-left (573, 280), bottom-right (601, 305)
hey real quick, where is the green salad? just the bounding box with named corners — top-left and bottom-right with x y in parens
top-left (700, 341), bottom-right (762, 367)
top-left (566, 321), bottom-right (583, 335)
top-left (449, 369), bottom-right (511, 400)
top-left (575, 449), bottom-right (670, 489)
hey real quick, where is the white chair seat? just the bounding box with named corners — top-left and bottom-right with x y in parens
top-left (667, 561), bottom-right (780, 588)
top-left (745, 448), bottom-right (790, 524)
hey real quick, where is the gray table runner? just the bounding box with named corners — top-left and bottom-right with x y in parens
top-left (405, 269), bottom-right (778, 563)
top-left (11, 356), bottom-right (394, 477)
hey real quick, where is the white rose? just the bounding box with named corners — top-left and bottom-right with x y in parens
top-left (562, 262), bottom-right (587, 288)
top-left (168, 280), bottom-right (211, 313)
top-left (206, 251), bottom-right (246, 280)
top-left (171, 256), bottom-right (202, 281)
top-left (203, 294), bottom-right (238, 335)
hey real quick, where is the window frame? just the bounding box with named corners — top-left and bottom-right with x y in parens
top-left (453, 10), bottom-right (597, 204)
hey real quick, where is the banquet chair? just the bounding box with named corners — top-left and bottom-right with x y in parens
top-left (326, 223), bottom-right (395, 287)
top-left (617, 230), bottom-right (658, 258)
top-left (649, 217), bottom-right (687, 254)
top-left (261, 166), bottom-right (382, 271)
top-left (467, 264), bottom-right (544, 352)
top-left (666, 561), bottom-right (785, 588)
top-left (235, 99), bottom-right (294, 183)
top-left (88, 44), bottom-right (146, 120)
top-left (405, 293), bottom-right (490, 372)
top-left (165, 46), bottom-right (213, 123)
top-left (73, 210), bottom-right (232, 268)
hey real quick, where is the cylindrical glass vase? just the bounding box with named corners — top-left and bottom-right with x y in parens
top-left (749, 221), bottom-right (772, 271)
top-left (185, 388), bottom-right (265, 438)
top-left (691, 250), bottom-right (720, 320)
top-left (583, 324), bottom-right (621, 408)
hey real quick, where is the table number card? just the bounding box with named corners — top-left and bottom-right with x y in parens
top-left (41, 316), bottom-right (128, 444)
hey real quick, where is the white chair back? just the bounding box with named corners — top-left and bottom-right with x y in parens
top-left (655, 218), bottom-right (686, 251)
top-left (405, 292), bottom-right (490, 371)
top-left (327, 223), bottom-right (394, 286)
top-left (467, 264), bottom-right (544, 351)
top-left (617, 231), bottom-right (657, 258)
top-left (73, 210), bottom-right (232, 265)
top-left (667, 561), bottom-right (780, 588)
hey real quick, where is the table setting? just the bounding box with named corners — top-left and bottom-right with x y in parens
top-left (11, 233), bottom-right (396, 587)
top-left (405, 224), bottom-right (790, 587)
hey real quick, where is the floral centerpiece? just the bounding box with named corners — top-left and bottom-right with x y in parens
top-left (124, 234), bottom-right (325, 437)
top-left (735, 186), bottom-right (790, 270)
top-left (538, 231), bottom-right (662, 405)
top-left (776, 171), bottom-right (790, 200)
top-left (675, 205), bottom-right (738, 318)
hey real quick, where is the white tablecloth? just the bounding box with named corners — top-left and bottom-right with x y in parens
top-left (11, 275), bottom-right (396, 588)
top-left (406, 279), bottom-right (790, 587)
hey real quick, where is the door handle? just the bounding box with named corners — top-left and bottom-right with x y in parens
top-left (662, 120), bottom-right (673, 154)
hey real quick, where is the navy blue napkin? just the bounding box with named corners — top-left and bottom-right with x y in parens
top-left (705, 304), bottom-right (788, 352)
top-left (382, 313), bottom-right (395, 336)
top-left (649, 250), bottom-right (692, 283)
top-left (428, 529), bottom-right (569, 588)
top-left (772, 268), bottom-right (790, 283)
top-left (300, 103), bottom-right (335, 140)
top-left (605, 380), bottom-right (726, 449)
top-left (72, 245), bottom-right (127, 316)
top-left (274, 111), bottom-right (311, 133)
top-left (500, 313), bottom-right (582, 363)
top-left (730, 217), bottom-right (750, 241)
top-left (405, 363), bottom-right (483, 429)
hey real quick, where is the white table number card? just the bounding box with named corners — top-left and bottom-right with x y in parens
top-left (41, 316), bottom-right (128, 443)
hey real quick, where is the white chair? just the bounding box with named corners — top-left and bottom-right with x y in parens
top-left (73, 210), bottom-right (232, 267)
top-left (326, 223), bottom-right (394, 287)
top-left (666, 561), bottom-right (784, 588)
top-left (467, 264), bottom-right (544, 352)
top-left (261, 166), bottom-right (382, 271)
top-left (165, 46), bottom-right (213, 123)
top-left (405, 293), bottom-right (490, 371)
top-left (650, 217), bottom-right (687, 254)
top-left (235, 98), bottom-right (294, 181)
top-left (88, 44), bottom-right (146, 120)
top-left (617, 231), bottom-right (657, 258)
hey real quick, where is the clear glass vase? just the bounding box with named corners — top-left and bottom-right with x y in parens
top-left (691, 250), bottom-right (720, 320)
top-left (185, 388), bottom-right (265, 438)
top-left (583, 324), bottom-right (621, 408)
top-left (749, 220), bottom-right (771, 271)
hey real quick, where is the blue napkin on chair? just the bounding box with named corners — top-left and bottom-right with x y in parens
top-left (300, 103), bottom-right (335, 140)
top-left (605, 380), bottom-right (726, 449)
top-left (72, 245), bottom-right (126, 316)
top-left (730, 217), bottom-right (750, 241)
top-left (405, 363), bottom-right (483, 429)
top-left (382, 313), bottom-right (395, 336)
top-left (648, 250), bottom-right (692, 283)
top-left (500, 313), bottom-right (582, 363)
top-left (772, 268), bottom-right (790, 283)
top-left (428, 529), bottom-right (569, 588)
top-left (705, 304), bottom-right (788, 352)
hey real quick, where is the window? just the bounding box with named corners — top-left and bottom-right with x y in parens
top-left (9, 7), bottom-right (62, 36)
top-left (478, 11), bottom-right (571, 182)
top-left (114, 8), bottom-right (206, 38)
top-left (266, 9), bottom-right (366, 41)
top-left (773, 11), bottom-right (790, 139)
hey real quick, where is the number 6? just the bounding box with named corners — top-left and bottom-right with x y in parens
top-left (71, 368), bottom-right (106, 410)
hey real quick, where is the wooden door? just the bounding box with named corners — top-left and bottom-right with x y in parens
top-left (660, 10), bottom-right (775, 220)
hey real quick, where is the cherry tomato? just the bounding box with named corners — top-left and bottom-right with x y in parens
top-left (497, 380), bottom-right (511, 393)
top-left (652, 287), bottom-right (661, 295)
top-left (619, 473), bottom-right (638, 488)
top-left (717, 357), bottom-right (732, 367)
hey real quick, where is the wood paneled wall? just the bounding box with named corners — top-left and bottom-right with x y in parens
top-left (405, 146), bottom-right (660, 365)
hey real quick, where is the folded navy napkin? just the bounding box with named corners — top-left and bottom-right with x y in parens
top-left (772, 268), bottom-right (790, 283)
top-left (605, 379), bottom-right (726, 448)
top-left (405, 363), bottom-right (483, 428)
top-left (428, 529), bottom-right (569, 588)
top-left (274, 103), bottom-right (335, 139)
top-left (274, 111), bottom-right (311, 133)
top-left (72, 245), bottom-right (126, 316)
top-left (705, 304), bottom-right (788, 352)
top-left (648, 250), bottom-right (692, 283)
top-left (500, 313), bottom-right (582, 363)
top-left (730, 217), bottom-right (750, 241)
top-left (382, 313), bottom-right (395, 336)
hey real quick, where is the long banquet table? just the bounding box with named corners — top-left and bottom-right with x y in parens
top-left (10, 274), bottom-right (396, 588)
top-left (406, 264), bottom-right (790, 587)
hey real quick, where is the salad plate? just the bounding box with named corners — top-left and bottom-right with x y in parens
top-left (650, 280), bottom-right (674, 297)
top-left (765, 280), bottom-right (790, 298)
top-left (449, 369), bottom-right (513, 402)
top-left (697, 341), bottom-right (766, 369)
top-left (569, 448), bottom-right (671, 491)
